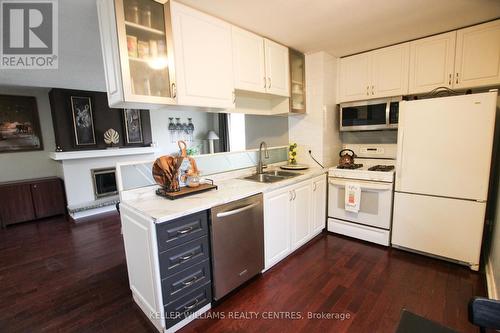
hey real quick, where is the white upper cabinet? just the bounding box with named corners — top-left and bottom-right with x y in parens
top-left (339, 53), bottom-right (371, 102)
top-left (454, 20), bottom-right (500, 89)
top-left (231, 29), bottom-right (290, 97)
top-left (171, 1), bottom-right (234, 108)
top-left (338, 44), bottom-right (409, 103)
top-left (371, 43), bottom-right (410, 98)
top-left (409, 32), bottom-right (456, 94)
top-left (97, 0), bottom-right (235, 109)
top-left (97, 0), bottom-right (178, 109)
top-left (232, 26), bottom-right (266, 93)
top-left (264, 39), bottom-right (290, 97)
top-left (339, 19), bottom-right (500, 102)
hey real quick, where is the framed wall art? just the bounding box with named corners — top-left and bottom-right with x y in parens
top-left (70, 96), bottom-right (96, 146)
top-left (123, 109), bottom-right (143, 144)
top-left (0, 95), bottom-right (43, 153)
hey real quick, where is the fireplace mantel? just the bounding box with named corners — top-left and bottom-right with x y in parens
top-left (49, 147), bottom-right (158, 161)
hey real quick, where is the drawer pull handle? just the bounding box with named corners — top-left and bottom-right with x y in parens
top-left (181, 276), bottom-right (199, 286)
top-left (177, 226), bottom-right (193, 235)
top-left (184, 298), bottom-right (199, 311)
top-left (179, 253), bottom-right (194, 261)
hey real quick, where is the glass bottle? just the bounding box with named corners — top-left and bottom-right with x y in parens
top-left (141, 6), bottom-right (152, 28)
top-left (181, 121), bottom-right (188, 142)
top-left (168, 117), bottom-right (175, 143)
top-left (187, 118), bottom-right (194, 142)
top-left (175, 118), bottom-right (182, 142)
top-left (126, 2), bottom-right (139, 24)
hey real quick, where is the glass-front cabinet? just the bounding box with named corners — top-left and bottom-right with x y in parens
top-left (289, 49), bottom-right (306, 114)
top-left (97, 0), bottom-right (176, 109)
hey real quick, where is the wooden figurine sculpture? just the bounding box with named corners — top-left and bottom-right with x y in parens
top-left (152, 141), bottom-right (188, 192)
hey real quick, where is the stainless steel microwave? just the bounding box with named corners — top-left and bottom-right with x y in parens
top-left (340, 97), bottom-right (401, 131)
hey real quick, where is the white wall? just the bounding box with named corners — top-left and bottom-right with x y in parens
top-left (0, 0), bottom-right (106, 91)
top-left (288, 52), bottom-right (341, 167)
top-left (0, 87), bottom-right (58, 182)
top-left (245, 114), bottom-right (288, 149)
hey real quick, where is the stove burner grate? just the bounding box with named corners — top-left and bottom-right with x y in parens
top-left (368, 165), bottom-right (395, 172)
top-left (336, 164), bottom-right (363, 170)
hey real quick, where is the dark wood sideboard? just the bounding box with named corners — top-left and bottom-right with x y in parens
top-left (0, 177), bottom-right (67, 228)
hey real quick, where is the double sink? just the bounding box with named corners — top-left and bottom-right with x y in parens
top-left (242, 170), bottom-right (302, 183)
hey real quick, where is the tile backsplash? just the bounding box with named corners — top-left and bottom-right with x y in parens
top-left (117, 146), bottom-right (288, 191)
top-left (341, 130), bottom-right (398, 144)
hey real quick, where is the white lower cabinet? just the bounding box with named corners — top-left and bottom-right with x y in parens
top-left (263, 185), bottom-right (291, 269)
top-left (311, 175), bottom-right (327, 235)
top-left (290, 181), bottom-right (312, 250)
top-left (263, 174), bottom-right (326, 271)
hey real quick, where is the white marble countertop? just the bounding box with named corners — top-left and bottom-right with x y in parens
top-left (120, 166), bottom-right (327, 223)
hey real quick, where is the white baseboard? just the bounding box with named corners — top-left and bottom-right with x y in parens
top-left (70, 205), bottom-right (117, 220)
top-left (485, 257), bottom-right (498, 300)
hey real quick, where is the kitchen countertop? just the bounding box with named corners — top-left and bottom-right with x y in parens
top-left (120, 166), bottom-right (327, 223)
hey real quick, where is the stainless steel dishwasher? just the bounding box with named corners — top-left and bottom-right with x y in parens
top-left (210, 193), bottom-right (264, 300)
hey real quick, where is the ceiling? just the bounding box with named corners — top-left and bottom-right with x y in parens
top-left (178, 0), bottom-right (500, 57)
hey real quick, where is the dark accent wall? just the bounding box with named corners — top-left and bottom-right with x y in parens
top-left (49, 89), bottom-right (152, 151)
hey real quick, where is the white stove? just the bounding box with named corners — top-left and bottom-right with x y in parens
top-left (327, 144), bottom-right (397, 246)
top-left (328, 162), bottom-right (395, 182)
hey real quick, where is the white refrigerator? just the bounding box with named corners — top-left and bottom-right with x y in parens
top-left (392, 91), bottom-right (497, 271)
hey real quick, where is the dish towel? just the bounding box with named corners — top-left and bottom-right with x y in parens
top-left (345, 183), bottom-right (361, 213)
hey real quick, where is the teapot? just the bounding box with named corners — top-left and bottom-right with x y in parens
top-left (338, 149), bottom-right (356, 166)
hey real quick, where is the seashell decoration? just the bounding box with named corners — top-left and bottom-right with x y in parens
top-left (104, 128), bottom-right (119, 146)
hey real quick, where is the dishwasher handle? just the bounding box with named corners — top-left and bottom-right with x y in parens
top-left (216, 202), bottom-right (260, 218)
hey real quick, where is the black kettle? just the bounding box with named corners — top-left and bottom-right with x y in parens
top-left (339, 149), bottom-right (356, 166)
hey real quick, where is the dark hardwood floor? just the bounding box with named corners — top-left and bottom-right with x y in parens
top-left (0, 213), bottom-right (485, 333)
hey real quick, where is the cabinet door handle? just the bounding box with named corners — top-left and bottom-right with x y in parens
top-left (455, 73), bottom-right (459, 84)
top-left (289, 191), bottom-right (293, 201)
top-left (292, 190), bottom-right (296, 200)
top-left (264, 77), bottom-right (267, 89)
top-left (32, 185), bottom-right (37, 189)
top-left (184, 299), bottom-right (199, 311)
top-left (448, 73), bottom-right (452, 85)
top-left (371, 85), bottom-right (374, 95)
top-left (268, 77), bottom-right (271, 88)
top-left (176, 226), bottom-right (193, 235)
top-left (181, 276), bottom-right (199, 286)
top-left (366, 86), bottom-right (369, 96)
top-left (179, 253), bottom-right (194, 262)
top-left (171, 83), bottom-right (177, 98)
top-left (313, 183), bottom-right (317, 191)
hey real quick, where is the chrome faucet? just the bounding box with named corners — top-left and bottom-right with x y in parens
top-left (256, 141), bottom-right (269, 174)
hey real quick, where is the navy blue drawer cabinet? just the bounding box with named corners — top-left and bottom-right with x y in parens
top-left (164, 282), bottom-right (212, 328)
top-left (156, 210), bottom-right (208, 252)
top-left (156, 210), bottom-right (213, 329)
top-left (158, 236), bottom-right (210, 277)
top-left (162, 259), bottom-right (211, 302)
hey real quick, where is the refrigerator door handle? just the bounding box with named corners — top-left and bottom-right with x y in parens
top-left (396, 130), bottom-right (404, 188)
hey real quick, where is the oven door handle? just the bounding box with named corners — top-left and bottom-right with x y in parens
top-left (328, 179), bottom-right (392, 191)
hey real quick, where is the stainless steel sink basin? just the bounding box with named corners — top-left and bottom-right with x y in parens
top-left (243, 174), bottom-right (284, 183)
top-left (242, 170), bottom-right (302, 183)
top-left (264, 170), bottom-right (301, 178)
